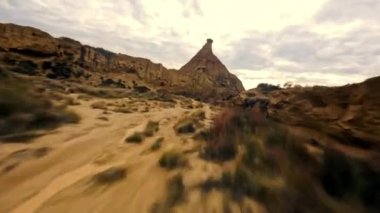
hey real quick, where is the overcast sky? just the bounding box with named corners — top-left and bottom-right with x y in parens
top-left (1, 0), bottom-right (379, 89)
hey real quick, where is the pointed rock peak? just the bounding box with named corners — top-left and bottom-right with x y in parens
top-left (178, 38), bottom-right (245, 94)
top-left (196, 38), bottom-right (214, 57)
top-left (205, 38), bottom-right (213, 49)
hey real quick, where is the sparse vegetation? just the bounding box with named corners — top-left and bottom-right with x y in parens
top-left (256, 83), bottom-right (281, 93)
top-left (0, 74), bottom-right (79, 141)
top-left (166, 174), bottom-right (185, 206)
top-left (143, 121), bottom-right (159, 137)
top-left (93, 167), bottom-right (127, 185)
top-left (150, 174), bottom-right (185, 212)
top-left (33, 147), bottom-right (52, 158)
top-left (91, 101), bottom-right (107, 110)
top-left (150, 137), bottom-right (164, 151)
top-left (159, 151), bottom-right (187, 170)
top-left (125, 132), bottom-right (145, 143)
top-left (175, 119), bottom-right (196, 134)
top-left (124, 121), bottom-right (160, 144)
top-left (174, 110), bottom-right (205, 134)
top-left (112, 107), bottom-right (132, 113)
top-left (201, 108), bottom-right (256, 161)
top-left (97, 116), bottom-right (109, 121)
top-left (13, 60), bottom-right (38, 75)
top-left (198, 107), bottom-right (380, 212)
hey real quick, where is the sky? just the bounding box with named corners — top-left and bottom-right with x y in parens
top-left (0, 0), bottom-right (379, 89)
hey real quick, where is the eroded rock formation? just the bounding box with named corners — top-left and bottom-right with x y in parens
top-left (0, 23), bottom-right (244, 100)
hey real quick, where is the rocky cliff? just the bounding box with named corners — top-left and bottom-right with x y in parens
top-left (0, 23), bottom-right (244, 100)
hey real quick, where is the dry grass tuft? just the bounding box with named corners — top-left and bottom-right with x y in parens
top-left (174, 110), bottom-right (205, 134)
top-left (143, 121), bottom-right (159, 137)
top-left (93, 167), bottom-right (127, 184)
top-left (91, 101), bottom-right (107, 110)
top-left (150, 137), bottom-right (164, 151)
top-left (0, 76), bottom-right (80, 141)
top-left (159, 151), bottom-right (187, 170)
top-left (125, 132), bottom-right (145, 143)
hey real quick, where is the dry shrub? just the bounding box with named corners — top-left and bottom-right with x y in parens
top-left (201, 108), bottom-right (259, 161)
top-left (0, 76), bottom-right (79, 140)
top-left (112, 107), bottom-right (132, 113)
top-left (174, 110), bottom-right (205, 134)
top-left (150, 137), bottom-right (164, 151)
top-left (125, 132), bottom-right (144, 143)
top-left (166, 174), bottom-right (185, 206)
top-left (93, 167), bottom-right (126, 184)
top-left (91, 101), bottom-right (107, 110)
top-left (159, 151), bottom-right (187, 170)
top-left (143, 121), bottom-right (159, 137)
top-left (72, 85), bottom-right (129, 99)
top-left (151, 174), bottom-right (185, 212)
top-left (199, 107), bottom-right (379, 212)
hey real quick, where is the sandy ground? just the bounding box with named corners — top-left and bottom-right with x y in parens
top-left (0, 96), bottom-right (262, 213)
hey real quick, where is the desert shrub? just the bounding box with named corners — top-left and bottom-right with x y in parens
top-left (99, 78), bottom-right (126, 88)
top-left (93, 167), bottom-right (126, 184)
top-left (134, 85), bottom-right (151, 93)
top-left (143, 121), bottom-right (159, 137)
top-left (151, 174), bottom-right (185, 212)
top-left (257, 83), bottom-right (280, 93)
top-left (174, 119), bottom-right (196, 134)
top-left (97, 116), bottom-right (109, 121)
top-left (112, 107), bottom-right (132, 113)
top-left (0, 77), bottom-right (79, 139)
top-left (159, 151), bottom-right (187, 170)
top-left (174, 110), bottom-right (205, 134)
top-left (148, 92), bottom-right (176, 103)
top-left (202, 108), bottom-right (258, 161)
top-left (199, 106), bottom-right (380, 212)
top-left (150, 137), bottom-right (164, 151)
top-left (33, 147), bottom-right (52, 158)
top-left (315, 149), bottom-right (380, 211)
top-left (73, 85), bottom-right (129, 99)
top-left (125, 132), bottom-right (144, 143)
top-left (91, 101), bottom-right (107, 110)
top-left (77, 94), bottom-right (92, 101)
top-left (48, 62), bottom-right (72, 79)
top-left (166, 174), bottom-right (185, 206)
top-left (191, 110), bottom-right (206, 120)
top-left (320, 150), bottom-right (360, 198)
top-left (14, 60), bottom-right (38, 75)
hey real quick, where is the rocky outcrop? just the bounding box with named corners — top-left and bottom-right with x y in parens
top-left (0, 23), bottom-right (244, 100)
top-left (0, 23), bottom-right (58, 57)
top-left (177, 39), bottom-right (244, 98)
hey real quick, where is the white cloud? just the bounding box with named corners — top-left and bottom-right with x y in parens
top-left (0, 0), bottom-right (379, 88)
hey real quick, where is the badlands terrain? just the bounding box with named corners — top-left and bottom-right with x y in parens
top-left (0, 23), bottom-right (379, 213)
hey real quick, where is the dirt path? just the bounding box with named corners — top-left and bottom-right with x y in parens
top-left (0, 97), bottom-right (253, 213)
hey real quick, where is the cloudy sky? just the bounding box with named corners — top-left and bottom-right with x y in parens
top-left (1, 0), bottom-right (379, 89)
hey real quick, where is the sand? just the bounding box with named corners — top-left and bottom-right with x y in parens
top-left (0, 97), bottom-right (261, 213)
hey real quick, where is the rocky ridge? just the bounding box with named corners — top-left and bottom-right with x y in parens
top-left (0, 23), bottom-right (244, 100)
